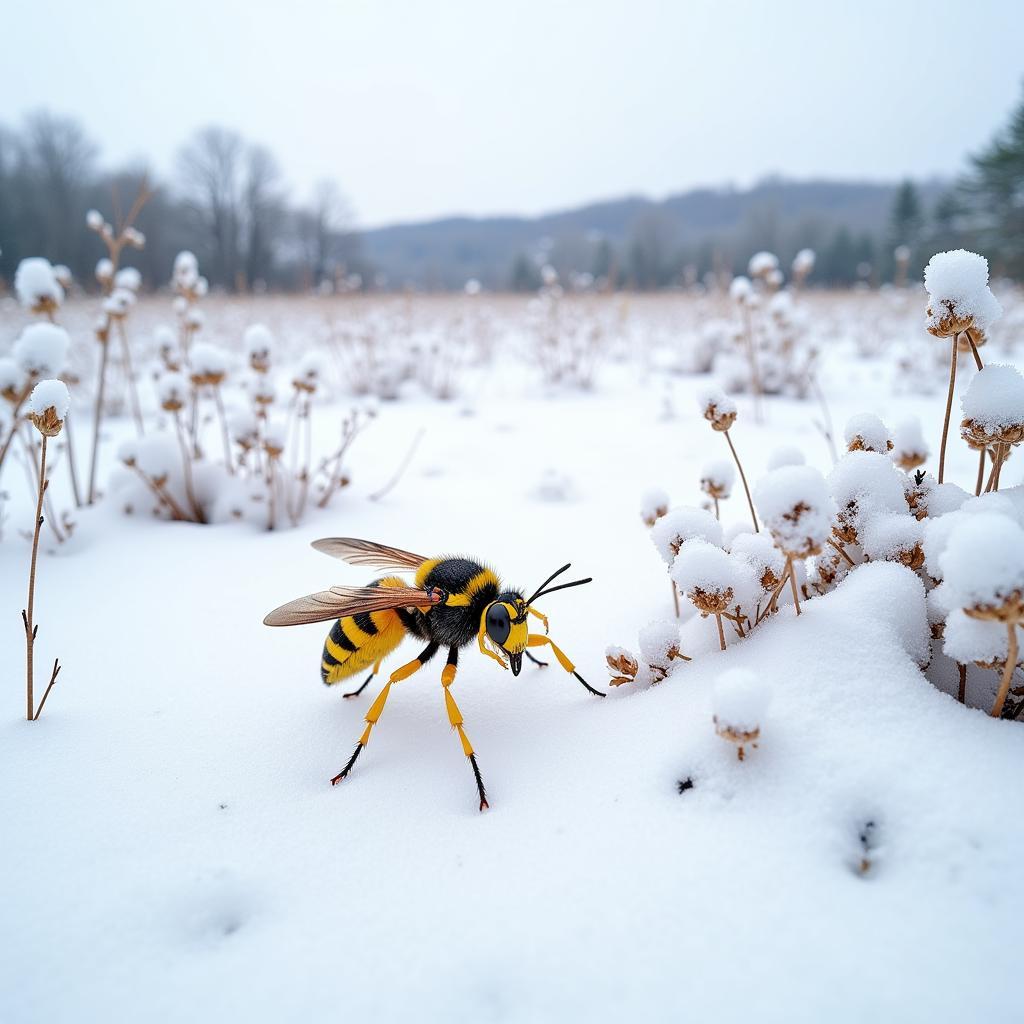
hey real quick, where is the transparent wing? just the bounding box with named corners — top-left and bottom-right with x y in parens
top-left (264, 584), bottom-right (439, 627)
top-left (310, 537), bottom-right (428, 572)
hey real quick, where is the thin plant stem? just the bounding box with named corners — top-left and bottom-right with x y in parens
top-left (965, 330), bottom-right (984, 372)
top-left (213, 387), bottom-right (234, 475)
top-left (0, 385), bottom-right (31, 474)
top-left (671, 579), bottom-right (680, 618)
top-left (712, 496), bottom-right (720, 521)
top-left (991, 624), bottom-right (1019, 718)
top-left (827, 537), bottom-right (855, 568)
top-left (975, 448), bottom-right (987, 497)
top-left (957, 664), bottom-right (967, 704)
top-left (33, 659), bottom-right (61, 720)
top-left (116, 319), bottom-right (145, 435)
top-left (87, 339), bottom-right (111, 504)
top-left (788, 556), bottom-right (802, 615)
top-left (714, 612), bottom-right (726, 651)
top-left (724, 429), bottom-right (759, 533)
top-left (986, 444), bottom-right (1006, 494)
top-left (62, 409), bottom-right (83, 508)
top-left (23, 435), bottom-right (48, 721)
top-left (173, 411), bottom-right (204, 522)
top-left (937, 335), bottom-right (958, 484)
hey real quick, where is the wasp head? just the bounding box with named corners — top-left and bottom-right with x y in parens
top-left (484, 591), bottom-right (529, 675)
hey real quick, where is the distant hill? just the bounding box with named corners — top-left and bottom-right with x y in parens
top-left (361, 178), bottom-right (947, 290)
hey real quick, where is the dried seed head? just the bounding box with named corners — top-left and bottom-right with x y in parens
top-left (926, 298), bottom-right (974, 338)
top-left (27, 379), bottom-right (70, 437)
top-left (605, 646), bottom-right (639, 687)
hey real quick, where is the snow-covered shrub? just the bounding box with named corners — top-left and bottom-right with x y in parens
top-left (14, 258), bottom-right (63, 316)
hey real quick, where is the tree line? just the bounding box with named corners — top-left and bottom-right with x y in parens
top-left (0, 113), bottom-right (367, 294)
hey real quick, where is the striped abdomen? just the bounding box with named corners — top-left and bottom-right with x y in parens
top-left (321, 576), bottom-right (418, 685)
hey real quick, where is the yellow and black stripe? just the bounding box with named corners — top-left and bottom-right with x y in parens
top-left (320, 576), bottom-right (413, 685)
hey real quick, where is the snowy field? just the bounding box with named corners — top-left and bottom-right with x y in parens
top-left (2, 281), bottom-right (1023, 1022)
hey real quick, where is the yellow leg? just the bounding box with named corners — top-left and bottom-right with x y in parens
top-left (441, 651), bottom-right (489, 810)
top-left (527, 634), bottom-right (605, 697)
top-left (330, 643), bottom-right (438, 785)
top-left (478, 621), bottom-right (508, 669)
top-left (527, 605), bottom-right (549, 634)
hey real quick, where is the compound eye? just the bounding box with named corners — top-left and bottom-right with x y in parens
top-left (485, 604), bottom-right (511, 646)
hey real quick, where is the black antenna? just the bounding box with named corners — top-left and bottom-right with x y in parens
top-left (526, 564), bottom-right (592, 606)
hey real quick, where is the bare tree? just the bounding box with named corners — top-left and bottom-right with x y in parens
top-left (177, 126), bottom-right (243, 288)
top-left (241, 144), bottom-right (285, 290)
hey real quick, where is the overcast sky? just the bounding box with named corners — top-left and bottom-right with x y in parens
top-left (3, 0), bottom-right (1022, 227)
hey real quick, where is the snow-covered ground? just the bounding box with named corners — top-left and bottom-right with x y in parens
top-left (1, 290), bottom-right (1023, 1022)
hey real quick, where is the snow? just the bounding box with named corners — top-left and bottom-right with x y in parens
top-left (637, 620), bottom-right (683, 667)
top-left (960, 364), bottom-right (1024, 433)
top-left (754, 465), bottom-right (834, 557)
top-left (1, 289), bottom-right (1024, 1022)
top-left (700, 457), bottom-right (735, 496)
top-left (766, 444), bottom-right (805, 470)
top-left (671, 538), bottom-right (743, 599)
top-left (244, 323), bottom-right (275, 360)
top-left (13, 257), bottom-right (63, 310)
top-left (748, 251), bottom-right (779, 277)
top-left (712, 667), bottom-right (770, 733)
top-left (27, 378), bottom-right (71, 418)
top-left (115, 266), bottom-right (143, 292)
top-left (792, 248), bottom-right (816, 274)
top-left (844, 411), bottom-right (892, 453)
top-left (923, 249), bottom-right (1003, 333)
top-left (939, 513), bottom-right (1024, 611)
top-left (190, 341), bottom-right (229, 379)
top-left (0, 355), bottom-right (25, 396)
top-left (85, 208), bottom-right (104, 230)
top-left (12, 322), bottom-right (71, 377)
top-left (728, 275), bottom-right (753, 303)
top-left (639, 487), bottom-right (670, 526)
top-left (649, 505), bottom-right (723, 563)
top-left (944, 608), bottom-right (1022, 667)
top-left (827, 451), bottom-right (908, 536)
top-left (861, 511), bottom-right (923, 563)
top-left (891, 416), bottom-right (929, 467)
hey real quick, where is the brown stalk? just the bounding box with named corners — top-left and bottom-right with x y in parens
top-left (724, 429), bottom-right (759, 533)
top-left (714, 612), bottom-right (727, 651)
top-left (965, 332), bottom-right (984, 372)
top-left (87, 337), bottom-right (111, 504)
top-left (991, 625), bottom-right (1019, 718)
top-left (33, 659), bottom-right (61, 720)
top-left (957, 664), bottom-right (967, 704)
top-left (827, 537), bottom-right (856, 568)
top-left (937, 335), bottom-right (958, 484)
top-left (670, 579), bottom-right (680, 618)
top-left (788, 556), bottom-right (802, 615)
top-left (116, 319), bottom-right (144, 435)
top-left (975, 448), bottom-right (986, 497)
top-left (0, 384), bottom-right (31, 474)
top-left (22, 435), bottom-right (60, 720)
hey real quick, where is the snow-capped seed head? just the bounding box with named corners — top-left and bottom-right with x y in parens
top-left (52, 264), bottom-right (72, 289)
top-left (605, 646), bottom-right (639, 687)
top-left (697, 385), bottom-right (737, 432)
top-left (861, 512), bottom-right (925, 570)
top-left (731, 531), bottom-right (787, 593)
top-left (755, 465), bottom-right (834, 559)
top-left (244, 324), bottom-right (274, 373)
top-left (103, 287), bottom-right (135, 318)
top-left (638, 621), bottom-right (686, 682)
top-left (114, 267), bottom-right (142, 292)
top-left (940, 513), bottom-right (1024, 622)
top-left (157, 372), bottom-right (189, 413)
top-left (28, 379), bottom-right (70, 436)
top-left (700, 458), bottom-right (735, 501)
top-left (827, 452), bottom-right (909, 544)
top-left (844, 412), bottom-right (893, 454)
top-left (13, 322), bottom-right (70, 378)
top-left (748, 252), bottom-right (779, 279)
top-left (891, 417), bottom-right (929, 471)
top-left (263, 418), bottom-right (287, 458)
top-left (14, 258), bottom-right (63, 314)
top-left (792, 248), bottom-right (815, 276)
top-left (189, 342), bottom-right (228, 387)
top-left (943, 609), bottom-right (1023, 670)
top-left (86, 209), bottom-right (104, 231)
top-left (650, 505), bottom-right (724, 564)
top-left (923, 249), bottom-right (1002, 337)
top-left (0, 357), bottom-right (26, 402)
top-left (173, 250), bottom-right (199, 288)
top-left (293, 351), bottom-right (326, 394)
top-left (766, 445), bottom-right (805, 471)
top-left (670, 539), bottom-right (739, 615)
top-left (713, 668), bottom-right (770, 759)
top-left (959, 364), bottom-right (1024, 448)
top-left (251, 374), bottom-right (276, 407)
top-left (95, 258), bottom-right (114, 284)
top-left (640, 487), bottom-right (670, 527)
top-left (124, 227), bottom-right (146, 249)
top-left (728, 276), bottom-right (753, 305)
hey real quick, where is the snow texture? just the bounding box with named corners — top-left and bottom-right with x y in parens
top-left (639, 487), bottom-right (670, 525)
top-left (960, 364), bottom-right (1024, 432)
top-left (766, 445), bottom-right (805, 470)
top-left (12, 322), bottom-right (70, 377)
top-left (27, 378), bottom-right (70, 418)
top-left (861, 512), bottom-right (923, 563)
top-left (924, 249), bottom-right (1003, 332)
top-left (754, 465), bottom-right (834, 556)
top-left (828, 451), bottom-right (908, 532)
top-left (14, 257), bottom-right (63, 309)
top-left (650, 505), bottom-right (723, 564)
top-left (713, 668), bottom-right (770, 732)
top-left (844, 412), bottom-right (892, 453)
top-left (939, 513), bottom-right (1024, 610)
